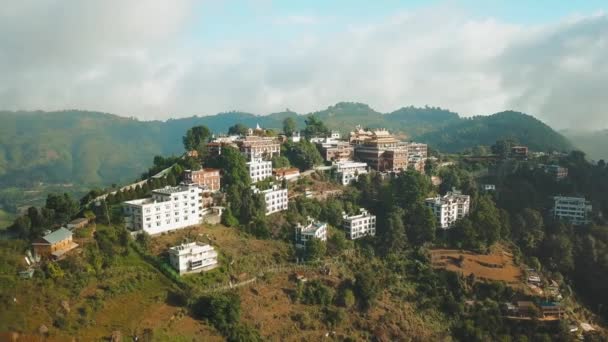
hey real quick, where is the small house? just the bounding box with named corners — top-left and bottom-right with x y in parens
top-left (67, 217), bottom-right (89, 230)
top-left (32, 227), bottom-right (78, 259)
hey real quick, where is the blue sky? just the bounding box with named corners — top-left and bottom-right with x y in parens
top-left (190, 0), bottom-right (607, 42)
top-left (1, 0), bottom-right (608, 129)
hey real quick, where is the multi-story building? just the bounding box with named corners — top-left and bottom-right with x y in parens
top-left (353, 129), bottom-right (408, 172)
top-left (334, 161), bottom-right (368, 185)
top-left (169, 242), bottom-right (218, 275)
top-left (123, 184), bottom-right (203, 235)
top-left (295, 217), bottom-right (328, 249)
top-left (247, 157), bottom-right (273, 183)
top-left (237, 135), bottom-right (281, 160)
top-left (553, 196), bottom-right (592, 225)
top-left (318, 139), bottom-right (354, 162)
top-left (273, 167), bottom-right (300, 181)
top-left (253, 184), bottom-right (289, 216)
top-left (406, 142), bottom-right (428, 171)
top-left (342, 209), bottom-right (376, 240)
top-left (425, 190), bottom-right (471, 229)
top-left (541, 165), bottom-right (568, 180)
top-left (184, 168), bottom-right (221, 191)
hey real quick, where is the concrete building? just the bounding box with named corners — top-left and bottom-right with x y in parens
top-left (184, 168), bottom-right (221, 191)
top-left (334, 161), bottom-right (368, 185)
top-left (273, 167), bottom-right (300, 181)
top-left (253, 184), bottom-right (289, 215)
top-left (247, 157), bottom-right (273, 183)
top-left (425, 190), bottom-right (471, 229)
top-left (541, 164), bottom-right (568, 180)
top-left (32, 227), bottom-right (78, 259)
top-left (482, 184), bottom-right (496, 191)
top-left (237, 135), bottom-right (281, 160)
top-left (342, 209), bottom-right (376, 240)
top-left (553, 196), bottom-right (592, 225)
top-left (318, 140), bottom-right (354, 162)
top-left (353, 129), bottom-right (408, 172)
top-left (295, 217), bottom-right (328, 249)
top-left (511, 146), bottom-right (529, 158)
top-left (67, 217), bottom-right (90, 230)
top-left (406, 142), bottom-right (428, 172)
top-left (169, 242), bottom-right (218, 275)
top-left (123, 184), bottom-right (203, 235)
top-left (290, 131), bottom-right (301, 143)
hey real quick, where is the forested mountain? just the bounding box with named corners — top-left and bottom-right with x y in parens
top-left (0, 105), bottom-right (573, 189)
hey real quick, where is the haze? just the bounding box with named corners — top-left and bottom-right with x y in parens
top-left (1, 0), bottom-right (607, 130)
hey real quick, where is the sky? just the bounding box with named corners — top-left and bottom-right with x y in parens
top-left (1, 0), bottom-right (607, 130)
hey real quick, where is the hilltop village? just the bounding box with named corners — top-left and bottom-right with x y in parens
top-left (1, 117), bottom-right (608, 341)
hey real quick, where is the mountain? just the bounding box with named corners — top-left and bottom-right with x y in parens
top-left (415, 111), bottom-right (573, 153)
top-left (0, 105), bottom-right (573, 191)
top-left (561, 129), bottom-right (608, 161)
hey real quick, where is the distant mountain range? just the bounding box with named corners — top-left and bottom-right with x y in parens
top-left (0, 102), bottom-right (574, 188)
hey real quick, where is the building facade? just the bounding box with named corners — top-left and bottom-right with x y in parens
top-left (318, 140), bottom-right (354, 162)
top-left (425, 190), bottom-right (471, 229)
top-left (553, 196), bottom-right (592, 225)
top-left (237, 136), bottom-right (281, 160)
top-left (169, 242), bottom-right (218, 275)
top-left (184, 168), bottom-right (221, 191)
top-left (334, 161), bottom-right (368, 185)
top-left (295, 217), bottom-right (328, 249)
top-left (253, 184), bottom-right (289, 216)
top-left (247, 157), bottom-right (273, 183)
top-left (32, 227), bottom-right (78, 259)
top-left (353, 129), bottom-right (408, 172)
top-left (123, 184), bottom-right (203, 235)
top-left (541, 165), bottom-right (568, 180)
top-left (342, 209), bottom-right (376, 240)
top-left (273, 167), bottom-right (300, 181)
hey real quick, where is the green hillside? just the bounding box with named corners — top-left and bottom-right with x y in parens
top-left (0, 106), bottom-right (573, 196)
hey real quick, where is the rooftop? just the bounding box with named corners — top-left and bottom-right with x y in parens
top-left (40, 227), bottom-right (72, 245)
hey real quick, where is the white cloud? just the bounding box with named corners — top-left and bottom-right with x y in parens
top-left (0, 2), bottom-right (607, 129)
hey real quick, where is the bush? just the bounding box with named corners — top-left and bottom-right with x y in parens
top-left (301, 280), bottom-right (334, 305)
top-left (192, 292), bottom-right (241, 332)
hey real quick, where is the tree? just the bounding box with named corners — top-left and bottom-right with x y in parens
top-left (491, 139), bottom-right (516, 158)
top-left (228, 123), bottom-right (249, 136)
top-left (376, 208), bottom-right (407, 256)
top-left (301, 280), bottom-right (334, 305)
top-left (283, 141), bottom-right (323, 171)
top-left (45, 193), bottom-right (78, 224)
top-left (303, 115), bottom-right (329, 139)
top-left (136, 232), bottom-right (152, 251)
top-left (192, 293), bottom-right (241, 332)
top-left (221, 207), bottom-right (239, 227)
top-left (338, 288), bottom-right (356, 308)
top-left (354, 267), bottom-right (381, 310)
top-left (183, 125), bottom-right (212, 154)
top-left (406, 203), bottom-right (436, 245)
top-left (306, 238), bottom-right (326, 261)
top-left (283, 117), bottom-right (297, 136)
top-left (207, 146), bottom-right (250, 188)
top-left (271, 155), bottom-right (291, 169)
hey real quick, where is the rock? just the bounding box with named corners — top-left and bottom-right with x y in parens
top-left (38, 324), bottom-right (49, 335)
top-left (61, 300), bottom-right (70, 313)
top-left (111, 330), bottom-right (122, 342)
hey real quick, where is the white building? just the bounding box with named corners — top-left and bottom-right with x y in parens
top-left (290, 131), bottom-right (301, 143)
top-left (553, 196), bottom-right (592, 225)
top-left (425, 190), bottom-right (471, 229)
top-left (482, 184), bottom-right (496, 191)
top-left (330, 130), bottom-right (341, 140)
top-left (342, 209), bottom-right (376, 240)
top-left (334, 161), bottom-right (368, 185)
top-left (169, 242), bottom-right (218, 275)
top-left (253, 184), bottom-right (289, 216)
top-left (123, 184), bottom-right (203, 235)
top-left (247, 157), bottom-right (273, 183)
top-left (295, 217), bottom-right (328, 249)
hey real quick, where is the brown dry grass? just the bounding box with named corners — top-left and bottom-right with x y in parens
top-left (430, 244), bottom-right (523, 288)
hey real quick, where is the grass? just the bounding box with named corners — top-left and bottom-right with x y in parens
top-left (0, 209), bottom-right (15, 230)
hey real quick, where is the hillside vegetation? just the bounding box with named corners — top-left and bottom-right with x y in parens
top-left (0, 104), bottom-right (573, 192)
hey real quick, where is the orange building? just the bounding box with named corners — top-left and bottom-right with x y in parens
top-left (184, 169), bottom-right (221, 191)
top-left (32, 227), bottom-right (78, 259)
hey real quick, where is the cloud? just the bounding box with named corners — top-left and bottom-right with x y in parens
top-left (0, 2), bottom-right (607, 129)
